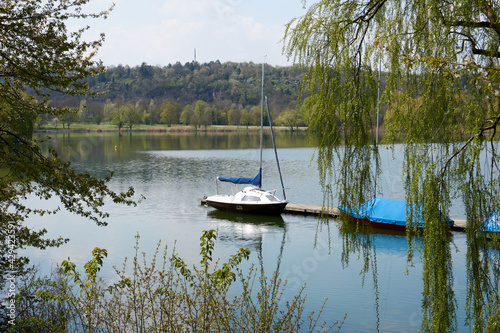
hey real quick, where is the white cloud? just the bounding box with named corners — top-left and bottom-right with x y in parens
top-left (90, 0), bottom-right (305, 67)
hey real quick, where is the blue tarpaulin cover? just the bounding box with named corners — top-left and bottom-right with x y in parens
top-left (484, 210), bottom-right (500, 232)
top-left (218, 170), bottom-right (261, 187)
top-left (340, 197), bottom-right (454, 228)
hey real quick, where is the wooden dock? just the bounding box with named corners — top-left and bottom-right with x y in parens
top-left (200, 199), bottom-right (467, 231)
top-left (284, 203), bottom-right (340, 217)
top-left (452, 219), bottom-right (467, 231)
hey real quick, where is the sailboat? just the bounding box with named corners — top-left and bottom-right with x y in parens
top-left (204, 63), bottom-right (288, 216)
top-left (339, 65), bottom-right (454, 230)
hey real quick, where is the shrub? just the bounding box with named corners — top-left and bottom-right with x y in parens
top-left (3, 230), bottom-right (345, 332)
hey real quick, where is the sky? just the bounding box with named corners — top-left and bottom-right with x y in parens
top-left (83, 0), bottom-right (310, 68)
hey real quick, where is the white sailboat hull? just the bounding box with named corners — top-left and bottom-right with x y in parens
top-left (205, 187), bottom-right (288, 215)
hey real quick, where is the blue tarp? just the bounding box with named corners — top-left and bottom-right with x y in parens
top-left (218, 170), bottom-right (261, 187)
top-left (340, 197), bottom-right (454, 228)
top-left (484, 210), bottom-right (500, 232)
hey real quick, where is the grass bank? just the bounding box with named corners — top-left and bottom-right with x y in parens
top-left (35, 123), bottom-right (309, 134)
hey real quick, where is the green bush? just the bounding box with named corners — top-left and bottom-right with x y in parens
top-left (4, 230), bottom-right (345, 332)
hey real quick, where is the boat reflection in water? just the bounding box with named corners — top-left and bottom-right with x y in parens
top-left (206, 209), bottom-right (285, 250)
top-left (207, 209), bottom-right (285, 226)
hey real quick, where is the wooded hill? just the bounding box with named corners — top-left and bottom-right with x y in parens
top-left (44, 61), bottom-right (307, 130)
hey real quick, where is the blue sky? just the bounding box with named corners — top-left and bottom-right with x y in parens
top-left (84, 0), bottom-right (310, 67)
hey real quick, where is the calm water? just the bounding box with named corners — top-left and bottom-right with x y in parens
top-left (22, 131), bottom-right (472, 332)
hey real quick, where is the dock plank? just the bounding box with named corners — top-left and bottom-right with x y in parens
top-left (284, 203), bottom-right (340, 217)
top-left (452, 218), bottom-right (467, 231)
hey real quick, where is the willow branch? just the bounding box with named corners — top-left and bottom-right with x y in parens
top-left (439, 115), bottom-right (500, 181)
top-left (451, 20), bottom-right (500, 35)
top-left (472, 47), bottom-right (500, 59)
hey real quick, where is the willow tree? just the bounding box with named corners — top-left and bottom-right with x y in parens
top-left (285, 0), bottom-right (500, 331)
top-left (0, 0), bottom-right (136, 310)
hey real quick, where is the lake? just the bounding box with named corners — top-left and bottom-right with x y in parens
top-left (22, 131), bottom-right (473, 332)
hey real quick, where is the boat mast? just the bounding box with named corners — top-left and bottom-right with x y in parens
top-left (374, 59), bottom-right (381, 199)
top-left (259, 60), bottom-right (265, 189)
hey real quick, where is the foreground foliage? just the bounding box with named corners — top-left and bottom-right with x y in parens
top-left (0, 0), bottom-right (136, 325)
top-left (4, 230), bottom-right (344, 332)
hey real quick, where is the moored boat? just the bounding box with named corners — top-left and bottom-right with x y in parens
top-left (204, 62), bottom-right (288, 216)
top-left (484, 210), bottom-right (500, 233)
top-left (483, 210), bottom-right (500, 241)
top-left (205, 186), bottom-right (287, 215)
top-left (340, 197), bottom-right (454, 230)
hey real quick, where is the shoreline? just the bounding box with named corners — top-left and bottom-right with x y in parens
top-left (34, 124), bottom-right (309, 134)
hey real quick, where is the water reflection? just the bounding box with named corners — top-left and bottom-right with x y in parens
top-left (35, 131), bottom-right (317, 161)
top-left (206, 209), bottom-right (285, 251)
top-left (206, 208), bottom-right (289, 308)
top-left (207, 209), bottom-right (285, 227)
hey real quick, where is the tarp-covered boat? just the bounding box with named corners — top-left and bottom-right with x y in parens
top-left (484, 210), bottom-right (500, 233)
top-left (340, 197), bottom-right (454, 230)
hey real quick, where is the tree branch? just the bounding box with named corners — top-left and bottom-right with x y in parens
top-left (472, 46), bottom-right (500, 58)
top-left (440, 115), bottom-right (500, 180)
top-left (451, 20), bottom-right (500, 35)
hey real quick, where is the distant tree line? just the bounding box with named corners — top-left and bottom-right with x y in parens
top-left (38, 61), bottom-right (310, 130)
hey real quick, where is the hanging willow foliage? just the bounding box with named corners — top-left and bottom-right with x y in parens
top-left (285, 0), bottom-right (500, 331)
